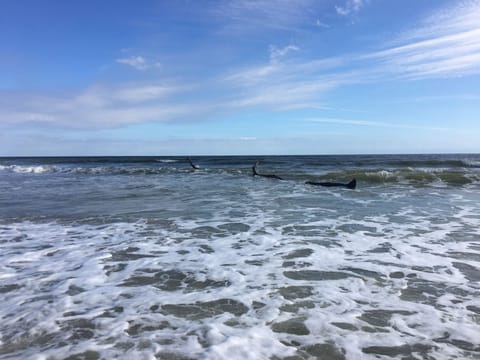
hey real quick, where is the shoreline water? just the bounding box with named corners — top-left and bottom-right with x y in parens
top-left (1, 154), bottom-right (480, 359)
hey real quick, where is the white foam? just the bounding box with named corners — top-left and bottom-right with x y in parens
top-left (0, 164), bottom-right (57, 173)
top-left (463, 159), bottom-right (480, 167)
top-left (156, 159), bottom-right (178, 163)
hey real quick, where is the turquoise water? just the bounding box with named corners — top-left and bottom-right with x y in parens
top-left (1, 154), bottom-right (480, 359)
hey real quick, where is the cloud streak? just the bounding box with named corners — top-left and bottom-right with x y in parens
top-left (269, 45), bottom-right (299, 62)
top-left (335, 0), bottom-right (364, 16)
top-left (306, 117), bottom-right (452, 131)
top-left (222, 0), bottom-right (480, 109)
top-left (212, 0), bottom-right (317, 31)
top-left (116, 56), bottom-right (161, 70)
top-left (369, 0), bottom-right (480, 79)
top-left (0, 83), bottom-right (193, 129)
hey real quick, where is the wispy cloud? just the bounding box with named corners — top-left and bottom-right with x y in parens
top-left (225, 80), bottom-right (339, 109)
top-left (335, 0), bottom-right (364, 16)
top-left (222, 0), bottom-right (480, 110)
top-left (0, 83), bottom-right (193, 129)
top-left (212, 0), bottom-right (316, 31)
top-left (116, 56), bottom-right (161, 71)
top-left (222, 58), bottom-right (354, 111)
top-left (223, 44), bottom-right (353, 110)
top-left (315, 19), bottom-right (330, 28)
top-left (306, 117), bottom-right (452, 131)
top-left (367, 0), bottom-right (480, 79)
top-left (75, 84), bottom-right (179, 105)
top-left (269, 45), bottom-right (299, 62)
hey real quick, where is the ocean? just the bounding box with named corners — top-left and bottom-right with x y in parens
top-left (1, 154), bottom-right (480, 359)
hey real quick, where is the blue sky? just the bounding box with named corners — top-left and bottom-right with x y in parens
top-left (1, 0), bottom-right (479, 155)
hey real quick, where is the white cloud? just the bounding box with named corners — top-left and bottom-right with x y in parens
top-left (224, 63), bottom-right (281, 85)
top-left (404, 0), bottom-right (480, 41)
top-left (0, 83), bottom-right (192, 129)
top-left (116, 56), bottom-right (161, 71)
top-left (315, 19), bottom-right (330, 28)
top-left (224, 0), bottom-right (480, 95)
top-left (116, 56), bottom-right (148, 70)
top-left (223, 46), bottom-right (361, 111)
top-left (226, 79), bottom-right (341, 109)
top-left (73, 84), bottom-right (181, 108)
top-left (367, 1), bottom-right (480, 79)
top-left (335, 0), bottom-right (364, 16)
top-left (109, 85), bottom-right (177, 103)
top-left (269, 45), bottom-right (299, 62)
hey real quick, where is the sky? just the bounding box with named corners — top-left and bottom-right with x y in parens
top-left (1, 0), bottom-right (479, 156)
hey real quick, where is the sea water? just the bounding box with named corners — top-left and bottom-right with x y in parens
top-left (1, 154), bottom-right (480, 359)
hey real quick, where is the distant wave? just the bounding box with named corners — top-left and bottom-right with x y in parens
top-left (325, 159), bottom-right (480, 169)
top-left (386, 159), bottom-right (480, 168)
top-left (0, 165), bottom-right (57, 174)
top-left (310, 168), bottom-right (479, 186)
top-left (462, 159), bottom-right (480, 167)
top-left (1, 163), bottom-right (479, 187)
top-left (156, 159), bottom-right (179, 163)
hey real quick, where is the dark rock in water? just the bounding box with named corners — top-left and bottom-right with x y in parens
top-left (0, 284), bottom-right (22, 294)
top-left (58, 318), bottom-right (96, 341)
top-left (467, 305), bottom-right (480, 314)
top-left (271, 318), bottom-right (310, 335)
top-left (341, 266), bottom-right (385, 281)
top-left (303, 343), bottom-right (346, 360)
top-left (278, 285), bottom-right (314, 300)
top-left (367, 242), bottom-right (393, 253)
top-left (453, 262), bottom-right (480, 282)
top-left (245, 259), bottom-right (266, 266)
top-left (154, 351), bottom-right (196, 360)
top-left (161, 298), bottom-right (249, 320)
top-left (284, 270), bottom-right (355, 281)
top-left (99, 306), bottom-right (124, 318)
top-left (358, 309), bottom-right (416, 327)
top-left (64, 350), bottom-right (100, 360)
top-left (331, 322), bottom-right (359, 331)
top-left (126, 320), bottom-right (170, 336)
top-left (252, 301), bottom-right (266, 309)
top-left (362, 343), bottom-right (433, 357)
top-left (389, 271), bottom-right (405, 279)
top-left (198, 244), bottom-right (215, 253)
top-left (218, 222), bottom-right (250, 234)
top-left (283, 248), bottom-right (314, 259)
top-left (66, 285), bottom-right (86, 296)
top-left (284, 261), bottom-right (312, 268)
top-left (120, 269), bottom-right (230, 292)
top-left (224, 318), bottom-right (241, 327)
top-left (109, 247), bottom-right (155, 261)
top-left (280, 301), bottom-right (315, 313)
top-left (361, 326), bottom-right (390, 333)
top-left (104, 263), bottom-right (128, 276)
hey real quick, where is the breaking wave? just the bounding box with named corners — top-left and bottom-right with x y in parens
top-left (313, 168), bottom-right (479, 186)
top-left (1, 160), bottom-right (479, 187)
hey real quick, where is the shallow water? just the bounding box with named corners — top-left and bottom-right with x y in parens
top-left (1, 155), bottom-right (480, 359)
